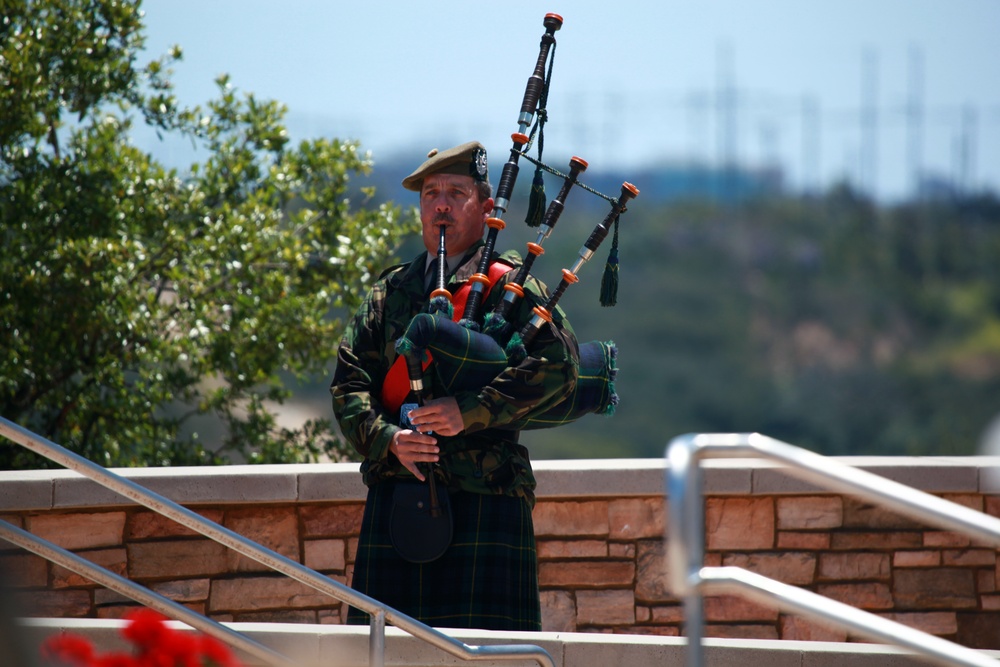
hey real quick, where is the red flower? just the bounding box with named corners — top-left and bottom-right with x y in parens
top-left (134, 644), bottom-right (176, 667)
top-left (121, 609), bottom-right (170, 650)
top-left (41, 633), bottom-right (96, 666)
top-left (39, 607), bottom-right (243, 667)
top-left (200, 635), bottom-right (240, 667)
top-left (159, 631), bottom-right (200, 667)
top-left (93, 655), bottom-right (138, 667)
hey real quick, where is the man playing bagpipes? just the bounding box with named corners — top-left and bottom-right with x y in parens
top-left (331, 141), bottom-right (580, 631)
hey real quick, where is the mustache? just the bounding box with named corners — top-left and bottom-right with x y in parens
top-left (432, 213), bottom-right (454, 225)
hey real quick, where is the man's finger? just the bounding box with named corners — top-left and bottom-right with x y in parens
top-left (404, 459), bottom-right (426, 481)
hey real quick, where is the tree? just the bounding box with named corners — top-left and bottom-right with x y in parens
top-left (0, 0), bottom-right (419, 468)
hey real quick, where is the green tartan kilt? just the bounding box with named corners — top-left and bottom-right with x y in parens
top-left (347, 481), bottom-right (541, 631)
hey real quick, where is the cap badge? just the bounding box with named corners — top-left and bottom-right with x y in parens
top-left (472, 147), bottom-right (488, 179)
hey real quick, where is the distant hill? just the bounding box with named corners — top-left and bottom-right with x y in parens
top-left (303, 153), bottom-right (1000, 461)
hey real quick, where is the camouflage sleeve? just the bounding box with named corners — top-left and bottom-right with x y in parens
top-left (329, 282), bottom-right (399, 462)
top-left (454, 271), bottom-right (580, 433)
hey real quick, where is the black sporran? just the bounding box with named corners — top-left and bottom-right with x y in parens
top-left (389, 479), bottom-right (453, 563)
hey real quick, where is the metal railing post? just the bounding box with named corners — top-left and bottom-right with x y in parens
top-left (666, 434), bottom-right (705, 667)
top-left (370, 609), bottom-right (386, 667)
top-left (665, 432), bottom-right (1000, 667)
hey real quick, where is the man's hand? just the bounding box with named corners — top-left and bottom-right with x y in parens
top-left (389, 429), bottom-right (438, 481)
top-left (407, 397), bottom-right (464, 436)
top-left (389, 397), bottom-right (463, 480)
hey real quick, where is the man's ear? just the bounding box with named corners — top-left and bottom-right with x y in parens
top-left (481, 197), bottom-right (495, 217)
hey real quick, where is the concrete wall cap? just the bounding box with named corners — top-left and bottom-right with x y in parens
top-left (3, 457), bottom-right (1000, 510)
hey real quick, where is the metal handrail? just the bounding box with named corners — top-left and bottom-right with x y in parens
top-left (0, 416), bottom-right (556, 667)
top-left (0, 518), bottom-right (297, 667)
top-left (665, 432), bottom-right (1000, 667)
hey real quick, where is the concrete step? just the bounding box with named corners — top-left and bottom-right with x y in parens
top-left (16, 618), bottom-right (1000, 667)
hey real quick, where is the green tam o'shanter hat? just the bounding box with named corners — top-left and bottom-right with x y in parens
top-left (402, 141), bottom-right (489, 191)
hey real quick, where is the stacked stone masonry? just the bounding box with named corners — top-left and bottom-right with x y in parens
top-left (1, 458), bottom-right (999, 649)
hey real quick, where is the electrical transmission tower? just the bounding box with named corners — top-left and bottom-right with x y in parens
top-left (860, 48), bottom-right (879, 197)
top-left (907, 46), bottom-right (925, 198)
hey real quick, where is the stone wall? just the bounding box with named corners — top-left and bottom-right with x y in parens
top-left (1, 458), bottom-right (999, 649)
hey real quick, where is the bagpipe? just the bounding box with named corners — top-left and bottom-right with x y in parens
top-left (393, 13), bottom-right (639, 437)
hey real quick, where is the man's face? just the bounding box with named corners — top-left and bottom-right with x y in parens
top-left (419, 173), bottom-right (493, 257)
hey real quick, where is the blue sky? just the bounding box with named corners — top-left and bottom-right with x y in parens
top-left (139, 0), bottom-right (1000, 201)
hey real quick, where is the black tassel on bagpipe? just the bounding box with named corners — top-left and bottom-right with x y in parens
top-left (524, 34), bottom-right (556, 229)
top-left (526, 167), bottom-right (547, 228)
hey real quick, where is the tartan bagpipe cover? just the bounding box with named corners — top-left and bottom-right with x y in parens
top-left (395, 312), bottom-right (617, 430)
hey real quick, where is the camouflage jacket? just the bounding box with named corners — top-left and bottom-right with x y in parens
top-left (330, 242), bottom-right (579, 504)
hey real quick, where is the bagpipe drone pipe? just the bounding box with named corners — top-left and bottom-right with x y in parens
top-left (394, 13), bottom-right (639, 431)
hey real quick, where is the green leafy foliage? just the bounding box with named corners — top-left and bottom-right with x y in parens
top-left (0, 0), bottom-right (419, 468)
